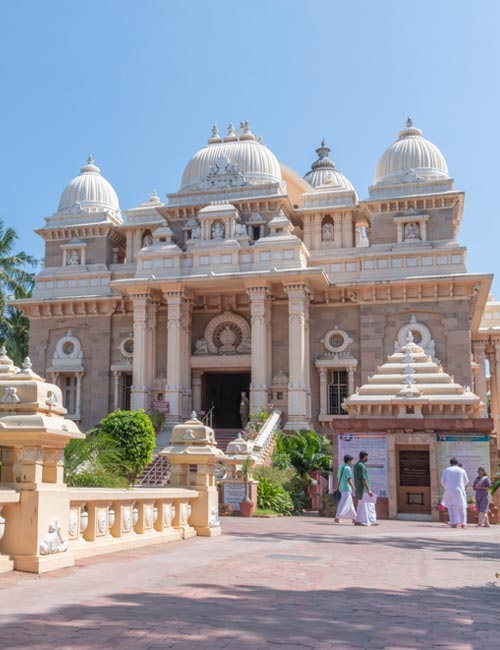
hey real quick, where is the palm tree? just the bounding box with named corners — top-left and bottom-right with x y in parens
top-left (0, 219), bottom-right (38, 364)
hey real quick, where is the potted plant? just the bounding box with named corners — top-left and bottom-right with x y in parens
top-left (239, 456), bottom-right (256, 517)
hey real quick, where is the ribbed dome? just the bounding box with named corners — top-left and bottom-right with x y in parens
top-left (58, 156), bottom-right (120, 215)
top-left (373, 118), bottom-right (450, 187)
top-left (179, 123), bottom-right (282, 193)
top-left (304, 140), bottom-right (356, 192)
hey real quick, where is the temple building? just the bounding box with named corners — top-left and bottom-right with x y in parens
top-left (16, 118), bottom-right (500, 516)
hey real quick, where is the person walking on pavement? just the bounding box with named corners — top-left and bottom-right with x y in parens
top-left (334, 454), bottom-right (357, 524)
top-left (441, 457), bottom-right (469, 528)
top-left (354, 451), bottom-right (377, 526)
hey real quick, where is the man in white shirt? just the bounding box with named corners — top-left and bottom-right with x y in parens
top-left (441, 458), bottom-right (469, 528)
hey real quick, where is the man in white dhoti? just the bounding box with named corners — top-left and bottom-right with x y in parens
top-left (334, 454), bottom-right (357, 524)
top-left (441, 458), bottom-right (468, 528)
top-left (354, 451), bottom-right (378, 526)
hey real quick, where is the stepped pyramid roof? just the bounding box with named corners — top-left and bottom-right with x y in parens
top-left (343, 331), bottom-right (482, 419)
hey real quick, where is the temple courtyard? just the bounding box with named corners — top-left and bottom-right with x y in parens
top-left (0, 517), bottom-right (498, 650)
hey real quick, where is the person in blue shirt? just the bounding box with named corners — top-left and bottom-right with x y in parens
top-left (334, 454), bottom-right (357, 524)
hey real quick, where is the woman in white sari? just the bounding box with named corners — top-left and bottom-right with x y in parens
top-left (334, 454), bottom-right (357, 524)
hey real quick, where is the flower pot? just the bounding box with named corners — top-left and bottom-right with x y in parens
top-left (239, 501), bottom-right (256, 517)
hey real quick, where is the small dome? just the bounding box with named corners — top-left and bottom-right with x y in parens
top-left (179, 122), bottom-right (282, 193)
top-left (58, 156), bottom-right (120, 215)
top-left (304, 140), bottom-right (356, 192)
top-left (373, 118), bottom-right (450, 187)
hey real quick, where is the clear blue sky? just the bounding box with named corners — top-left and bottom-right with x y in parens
top-left (1, 1), bottom-right (499, 292)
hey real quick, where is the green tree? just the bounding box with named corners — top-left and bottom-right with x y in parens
top-left (274, 430), bottom-right (332, 479)
top-left (0, 219), bottom-right (38, 363)
top-left (99, 410), bottom-right (156, 482)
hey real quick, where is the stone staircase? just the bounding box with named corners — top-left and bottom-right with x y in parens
top-left (214, 429), bottom-right (241, 453)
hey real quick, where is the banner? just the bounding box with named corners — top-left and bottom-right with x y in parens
top-left (338, 433), bottom-right (389, 498)
top-left (437, 435), bottom-right (490, 496)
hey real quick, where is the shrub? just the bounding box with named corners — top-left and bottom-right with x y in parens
top-left (257, 477), bottom-right (293, 515)
top-left (254, 465), bottom-right (307, 514)
top-left (64, 429), bottom-right (130, 488)
top-left (99, 409), bottom-right (156, 482)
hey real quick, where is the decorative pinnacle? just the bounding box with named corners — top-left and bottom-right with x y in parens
top-left (227, 122), bottom-right (236, 136)
top-left (211, 124), bottom-right (219, 138)
top-left (406, 117), bottom-right (413, 128)
top-left (87, 154), bottom-right (94, 165)
top-left (22, 357), bottom-right (33, 371)
top-left (190, 410), bottom-right (197, 420)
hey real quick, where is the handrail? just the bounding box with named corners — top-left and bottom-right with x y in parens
top-left (252, 409), bottom-right (281, 459)
top-left (202, 405), bottom-right (215, 429)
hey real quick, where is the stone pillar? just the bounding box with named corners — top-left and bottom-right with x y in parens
top-left (130, 293), bottom-right (150, 411)
top-left (318, 367), bottom-right (327, 416)
top-left (333, 214), bottom-right (342, 248)
top-left (192, 370), bottom-right (202, 415)
top-left (180, 296), bottom-right (193, 418)
top-left (283, 283), bottom-right (311, 430)
top-left (347, 366), bottom-right (355, 397)
top-left (313, 217), bottom-right (322, 249)
top-left (164, 290), bottom-right (185, 422)
top-left (113, 371), bottom-right (121, 410)
top-left (74, 371), bottom-right (83, 421)
top-left (247, 286), bottom-right (271, 414)
top-left (472, 341), bottom-right (488, 417)
top-left (303, 214), bottom-right (312, 250)
top-left (341, 212), bottom-right (353, 248)
top-left (146, 299), bottom-right (159, 388)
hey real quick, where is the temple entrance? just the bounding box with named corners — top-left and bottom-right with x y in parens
top-left (396, 446), bottom-right (431, 514)
top-left (203, 372), bottom-right (251, 429)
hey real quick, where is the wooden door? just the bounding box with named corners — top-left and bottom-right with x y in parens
top-left (396, 446), bottom-right (431, 513)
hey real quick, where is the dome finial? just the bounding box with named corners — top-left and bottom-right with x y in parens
top-left (406, 117), bottom-right (413, 128)
top-left (87, 154), bottom-right (94, 165)
top-left (208, 124), bottom-right (222, 144)
top-left (80, 155), bottom-right (100, 174)
top-left (223, 122), bottom-right (238, 142)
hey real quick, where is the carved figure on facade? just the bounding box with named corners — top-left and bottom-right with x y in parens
top-left (322, 222), bottom-right (334, 242)
top-left (195, 155), bottom-right (248, 191)
top-left (68, 251), bottom-right (80, 265)
top-left (193, 338), bottom-right (209, 355)
top-left (212, 221), bottom-right (225, 239)
top-left (191, 224), bottom-right (201, 240)
top-left (142, 234), bottom-right (153, 247)
top-left (0, 386), bottom-right (21, 403)
top-left (39, 519), bottom-right (68, 555)
top-left (404, 222), bottom-right (420, 241)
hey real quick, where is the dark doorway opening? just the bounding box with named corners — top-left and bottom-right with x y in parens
top-left (203, 372), bottom-right (251, 429)
top-left (396, 447), bottom-right (431, 513)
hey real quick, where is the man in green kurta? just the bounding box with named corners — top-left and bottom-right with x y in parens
top-left (354, 451), bottom-right (377, 526)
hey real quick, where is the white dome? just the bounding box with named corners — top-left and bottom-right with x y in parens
top-left (58, 156), bottom-right (120, 215)
top-left (179, 123), bottom-right (282, 193)
top-left (304, 140), bottom-right (356, 193)
top-left (373, 119), bottom-right (450, 187)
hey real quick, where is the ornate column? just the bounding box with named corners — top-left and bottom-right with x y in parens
top-left (146, 299), bottom-right (159, 387)
top-left (283, 282), bottom-right (311, 430)
top-left (113, 371), bottom-right (121, 411)
top-left (247, 285), bottom-right (271, 414)
top-left (303, 214), bottom-right (312, 250)
top-left (192, 370), bottom-right (203, 415)
top-left (164, 290), bottom-right (185, 422)
top-left (348, 366), bottom-right (355, 397)
top-left (74, 371), bottom-right (83, 421)
top-left (333, 214), bottom-right (342, 248)
top-left (130, 292), bottom-right (150, 411)
top-left (318, 367), bottom-right (327, 416)
top-left (180, 295), bottom-right (193, 418)
top-left (341, 212), bottom-right (353, 248)
top-left (472, 340), bottom-right (488, 417)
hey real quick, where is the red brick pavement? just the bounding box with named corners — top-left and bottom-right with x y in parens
top-left (0, 516), bottom-right (499, 649)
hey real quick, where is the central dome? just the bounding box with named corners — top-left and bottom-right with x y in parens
top-left (179, 123), bottom-right (282, 193)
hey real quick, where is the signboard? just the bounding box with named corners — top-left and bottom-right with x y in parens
top-left (399, 450), bottom-right (430, 487)
top-left (151, 399), bottom-right (170, 414)
top-left (223, 482), bottom-right (246, 509)
top-left (338, 433), bottom-right (389, 498)
top-left (436, 435), bottom-right (490, 496)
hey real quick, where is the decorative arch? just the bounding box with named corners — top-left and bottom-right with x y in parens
top-left (199, 310), bottom-right (251, 354)
top-left (396, 315), bottom-right (435, 358)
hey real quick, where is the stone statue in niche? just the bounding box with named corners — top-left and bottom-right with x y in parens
top-left (235, 222), bottom-right (247, 237)
top-left (194, 338), bottom-right (209, 354)
top-left (68, 251), bottom-right (80, 265)
top-left (143, 235), bottom-right (153, 247)
top-left (191, 224), bottom-right (201, 240)
top-left (404, 222), bottom-right (420, 241)
top-left (322, 222), bottom-right (333, 242)
top-left (212, 222), bottom-right (224, 239)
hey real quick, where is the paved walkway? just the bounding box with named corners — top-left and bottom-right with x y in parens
top-left (0, 517), bottom-right (499, 649)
